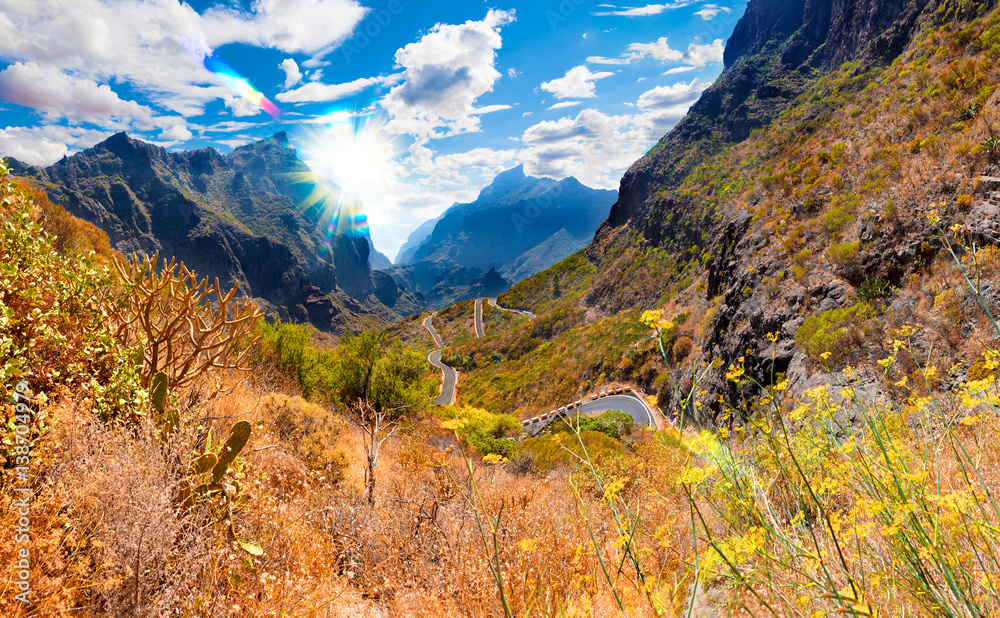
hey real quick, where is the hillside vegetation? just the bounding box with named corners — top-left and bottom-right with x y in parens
top-left (11, 1), bottom-right (1000, 617)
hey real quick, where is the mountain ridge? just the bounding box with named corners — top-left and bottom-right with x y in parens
top-left (7, 132), bottom-right (420, 331)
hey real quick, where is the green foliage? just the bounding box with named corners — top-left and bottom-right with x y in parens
top-left (213, 419), bottom-right (252, 482)
top-left (330, 329), bottom-right (428, 418)
top-left (176, 419), bottom-right (258, 554)
top-left (549, 410), bottom-right (635, 441)
top-left (499, 250), bottom-right (596, 316)
top-left (439, 406), bottom-right (519, 457)
top-left (259, 320), bottom-right (431, 411)
top-left (794, 304), bottom-right (875, 363)
top-left (821, 204), bottom-right (854, 238)
top-left (982, 133), bottom-right (1000, 163)
top-left (0, 159), bottom-right (145, 428)
top-left (959, 101), bottom-right (981, 121)
top-left (825, 241), bottom-right (860, 267)
top-left (856, 275), bottom-right (896, 305)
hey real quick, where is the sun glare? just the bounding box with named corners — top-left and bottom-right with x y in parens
top-left (294, 111), bottom-right (398, 211)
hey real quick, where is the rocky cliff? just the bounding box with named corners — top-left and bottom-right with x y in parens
top-left (547, 0), bottom-right (1000, 421)
top-left (8, 132), bottom-right (420, 331)
top-left (604, 0), bottom-right (934, 231)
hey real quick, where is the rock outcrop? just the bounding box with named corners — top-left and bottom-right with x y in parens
top-left (8, 132), bottom-right (417, 331)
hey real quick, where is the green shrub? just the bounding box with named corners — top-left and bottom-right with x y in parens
top-left (825, 241), bottom-right (860, 267)
top-left (821, 205), bottom-right (853, 237)
top-left (550, 410), bottom-right (635, 441)
top-left (795, 304), bottom-right (875, 363)
top-left (439, 406), bottom-right (519, 458)
top-left (857, 275), bottom-right (895, 304)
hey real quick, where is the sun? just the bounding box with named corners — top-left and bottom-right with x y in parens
top-left (293, 111), bottom-right (398, 208)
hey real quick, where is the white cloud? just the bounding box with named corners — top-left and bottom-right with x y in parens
top-left (279, 58), bottom-right (302, 89)
top-left (381, 9), bottom-right (516, 139)
top-left (593, 2), bottom-right (695, 16)
top-left (636, 79), bottom-right (706, 109)
top-left (223, 94), bottom-right (261, 117)
top-left (0, 0), bottom-right (369, 120)
top-left (434, 147), bottom-right (518, 170)
top-left (664, 65), bottom-right (697, 75)
top-left (0, 125), bottom-right (112, 166)
top-left (0, 62), bottom-right (156, 128)
top-left (548, 101), bottom-right (582, 110)
top-left (685, 38), bottom-right (724, 68)
top-left (199, 0), bottom-right (368, 58)
top-left (520, 108), bottom-right (643, 188)
top-left (628, 80), bottom-right (706, 140)
top-left (586, 55), bottom-right (636, 65)
top-left (507, 68), bottom-right (520, 79)
top-left (694, 3), bottom-right (732, 20)
top-left (159, 123), bottom-right (193, 142)
top-left (540, 66), bottom-right (614, 99)
top-left (276, 76), bottom-right (380, 103)
top-left (627, 37), bottom-right (683, 62)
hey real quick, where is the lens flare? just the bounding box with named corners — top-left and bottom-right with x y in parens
top-left (179, 37), bottom-right (282, 120)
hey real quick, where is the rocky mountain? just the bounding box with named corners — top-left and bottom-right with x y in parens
top-left (8, 132), bottom-right (420, 331)
top-left (394, 214), bottom-right (441, 264)
top-left (475, 0), bottom-right (1000, 421)
top-left (393, 164), bottom-right (616, 308)
top-left (499, 228), bottom-right (592, 284)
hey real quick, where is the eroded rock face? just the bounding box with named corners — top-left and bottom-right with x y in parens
top-left (581, 0), bottom-right (963, 417)
top-left (7, 132), bottom-right (415, 331)
top-left (602, 0), bottom-right (933, 233)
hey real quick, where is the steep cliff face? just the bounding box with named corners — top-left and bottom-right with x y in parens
top-left (8, 133), bottom-right (418, 331)
top-left (604, 0), bottom-right (933, 231)
top-left (545, 0), bottom-right (1000, 421)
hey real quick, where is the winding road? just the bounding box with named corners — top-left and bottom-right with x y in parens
top-left (423, 312), bottom-right (457, 406)
top-left (428, 300), bottom-right (658, 431)
top-left (473, 298), bottom-right (485, 338)
top-left (487, 297), bottom-right (535, 321)
top-left (521, 387), bottom-right (660, 436)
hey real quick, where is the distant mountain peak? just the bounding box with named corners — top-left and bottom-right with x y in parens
top-left (271, 131), bottom-right (292, 148)
top-left (477, 163), bottom-right (532, 202)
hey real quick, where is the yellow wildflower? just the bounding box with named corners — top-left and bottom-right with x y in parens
top-left (517, 538), bottom-right (538, 553)
top-left (482, 453), bottom-right (508, 465)
top-left (878, 357), bottom-right (894, 368)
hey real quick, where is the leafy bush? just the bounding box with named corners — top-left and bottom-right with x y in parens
top-left (795, 304), bottom-right (875, 363)
top-left (856, 275), bottom-right (895, 304)
top-left (258, 318), bottom-right (332, 399)
top-left (440, 406), bottom-right (519, 458)
top-left (550, 410), bottom-right (635, 441)
top-left (821, 204), bottom-right (853, 238)
top-left (0, 159), bottom-right (145, 424)
top-left (825, 241), bottom-right (860, 267)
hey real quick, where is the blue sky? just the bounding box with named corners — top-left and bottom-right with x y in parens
top-left (0, 0), bottom-right (746, 257)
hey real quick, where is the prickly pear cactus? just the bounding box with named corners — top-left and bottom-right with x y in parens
top-left (213, 420), bottom-right (251, 482)
top-left (150, 371), bottom-right (168, 413)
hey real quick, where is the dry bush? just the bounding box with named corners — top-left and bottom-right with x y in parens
top-left (260, 393), bottom-right (348, 483)
top-left (108, 251), bottom-right (262, 391)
